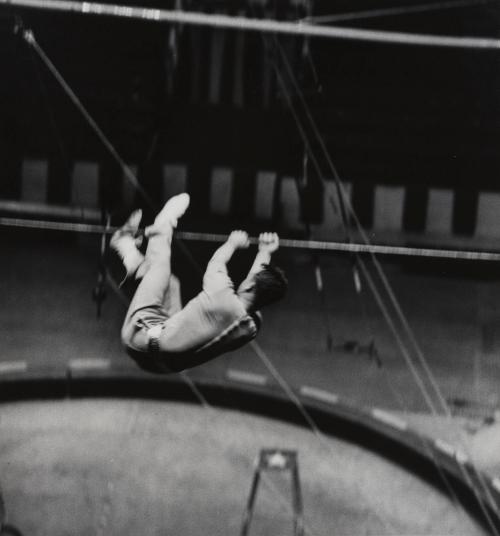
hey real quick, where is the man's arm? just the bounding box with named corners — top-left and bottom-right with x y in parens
top-left (208, 230), bottom-right (250, 267)
top-left (203, 230), bottom-right (250, 293)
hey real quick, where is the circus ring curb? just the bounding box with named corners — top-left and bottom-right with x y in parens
top-left (0, 360), bottom-right (498, 534)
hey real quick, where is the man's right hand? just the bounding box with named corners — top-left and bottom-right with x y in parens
top-left (228, 230), bottom-right (250, 249)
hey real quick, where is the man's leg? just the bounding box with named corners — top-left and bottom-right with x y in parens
top-left (120, 194), bottom-right (190, 353)
top-left (110, 209), bottom-right (145, 283)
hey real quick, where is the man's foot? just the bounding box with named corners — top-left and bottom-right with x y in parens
top-left (151, 193), bottom-right (190, 232)
top-left (110, 209), bottom-right (145, 278)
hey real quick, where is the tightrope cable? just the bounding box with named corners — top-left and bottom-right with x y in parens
top-left (3, 216), bottom-right (500, 261)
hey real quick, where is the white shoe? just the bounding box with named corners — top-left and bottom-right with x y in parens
top-left (111, 209), bottom-right (145, 277)
top-left (153, 193), bottom-right (190, 230)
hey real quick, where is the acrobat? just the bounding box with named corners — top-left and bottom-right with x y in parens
top-left (111, 193), bottom-right (287, 373)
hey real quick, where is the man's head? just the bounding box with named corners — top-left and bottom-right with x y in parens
top-left (237, 264), bottom-right (288, 312)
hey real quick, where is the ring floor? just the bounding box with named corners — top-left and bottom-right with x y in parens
top-left (0, 399), bottom-right (489, 536)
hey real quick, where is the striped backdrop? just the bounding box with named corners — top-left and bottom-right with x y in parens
top-left (4, 157), bottom-right (500, 246)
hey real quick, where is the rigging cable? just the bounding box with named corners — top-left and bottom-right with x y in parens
top-left (305, 0), bottom-right (495, 24)
top-left (270, 25), bottom-right (500, 528)
top-left (1, 0), bottom-right (500, 49)
top-left (259, 21), bottom-right (467, 515)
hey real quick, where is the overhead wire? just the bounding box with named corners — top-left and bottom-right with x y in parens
top-left (256, 14), bottom-right (470, 522)
top-left (304, 0), bottom-right (495, 24)
top-left (2, 0), bottom-right (500, 49)
top-left (272, 15), bottom-right (463, 421)
top-left (267, 28), bottom-right (481, 511)
top-left (273, 19), bottom-right (500, 518)
top-left (269, 21), bottom-right (500, 530)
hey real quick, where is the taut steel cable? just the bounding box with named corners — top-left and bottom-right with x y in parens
top-left (2, 216), bottom-right (500, 261)
top-left (1, 0), bottom-right (500, 49)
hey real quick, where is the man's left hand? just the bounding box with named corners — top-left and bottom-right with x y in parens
top-left (258, 232), bottom-right (279, 253)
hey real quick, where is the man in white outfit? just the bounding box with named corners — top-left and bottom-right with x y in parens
top-left (111, 193), bottom-right (287, 373)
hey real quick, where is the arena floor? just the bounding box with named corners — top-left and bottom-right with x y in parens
top-left (0, 399), bottom-right (489, 536)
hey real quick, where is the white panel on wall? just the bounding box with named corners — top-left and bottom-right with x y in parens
top-left (122, 165), bottom-right (138, 209)
top-left (209, 30), bottom-right (226, 105)
top-left (210, 167), bottom-right (233, 216)
top-left (476, 192), bottom-right (500, 238)
top-left (280, 176), bottom-right (301, 230)
top-left (163, 164), bottom-right (187, 201)
top-left (426, 188), bottom-right (453, 234)
top-left (311, 181), bottom-right (352, 239)
top-left (21, 159), bottom-right (48, 203)
top-left (255, 171), bottom-right (276, 220)
top-left (72, 161), bottom-right (99, 207)
top-left (373, 185), bottom-right (405, 231)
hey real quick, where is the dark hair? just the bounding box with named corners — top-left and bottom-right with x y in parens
top-left (252, 264), bottom-right (288, 309)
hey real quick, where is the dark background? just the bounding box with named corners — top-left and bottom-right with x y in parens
top-left (0, 7), bottom-right (500, 531)
top-left (0, 0), bottom-right (499, 233)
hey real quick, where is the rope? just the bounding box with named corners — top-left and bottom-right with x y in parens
top-left (3, 216), bottom-right (500, 262)
top-left (19, 28), bottom-right (156, 211)
top-left (270, 29), bottom-right (500, 530)
top-left (305, 0), bottom-right (495, 24)
top-left (2, 0), bottom-right (500, 49)
top-left (258, 27), bottom-right (473, 526)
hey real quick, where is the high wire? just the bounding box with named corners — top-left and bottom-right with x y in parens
top-left (2, 0), bottom-right (500, 49)
top-left (2, 216), bottom-right (500, 262)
